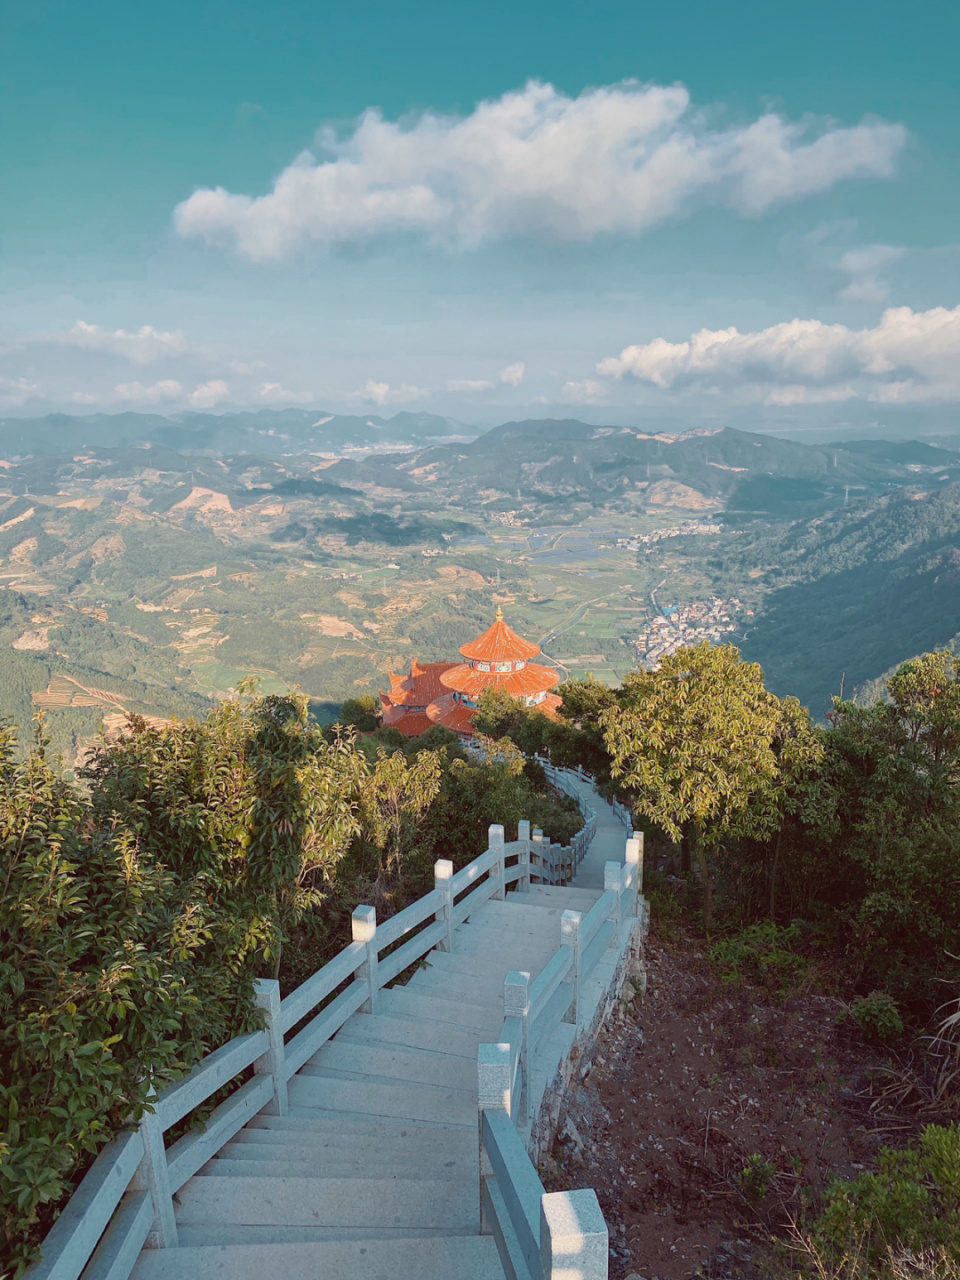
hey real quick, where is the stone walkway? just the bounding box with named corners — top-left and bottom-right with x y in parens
top-left (130, 780), bottom-right (630, 1280)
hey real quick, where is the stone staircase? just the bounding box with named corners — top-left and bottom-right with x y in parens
top-left (130, 887), bottom-right (598, 1279)
top-left (27, 767), bottom-right (642, 1280)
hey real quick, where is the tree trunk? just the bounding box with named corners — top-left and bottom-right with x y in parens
top-left (680, 828), bottom-right (691, 875)
top-left (769, 828), bottom-right (783, 922)
top-left (692, 824), bottom-right (713, 929)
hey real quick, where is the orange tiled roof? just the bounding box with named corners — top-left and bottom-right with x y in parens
top-left (426, 688), bottom-right (563, 736)
top-left (381, 660), bottom-right (457, 710)
top-left (439, 661), bottom-right (560, 700)
top-left (458, 610), bottom-right (542, 663)
top-left (384, 710), bottom-right (434, 737)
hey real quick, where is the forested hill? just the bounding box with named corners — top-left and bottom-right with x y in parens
top-left (394, 421), bottom-right (960, 515)
top-left (730, 483), bottom-right (960, 715)
top-left (0, 408), bottom-right (471, 458)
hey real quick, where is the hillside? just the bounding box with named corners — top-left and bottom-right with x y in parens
top-left (0, 409), bottom-right (473, 459)
top-left (729, 485), bottom-right (960, 714)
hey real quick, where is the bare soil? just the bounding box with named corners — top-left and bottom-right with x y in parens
top-left (541, 928), bottom-right (921, 1280)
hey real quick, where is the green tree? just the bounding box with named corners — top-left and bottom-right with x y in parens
top-left (337, 695), bottom-right (382, 734)
top-left (601, 643), bottom-right (820, 926)
top-left (359, 747), bottom-right (443, 885)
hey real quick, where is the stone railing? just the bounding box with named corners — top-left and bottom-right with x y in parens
top-left (539, 755), bottom-right (635, 833)
top-left (476, 827), bottom-right (643, 1280)
top-left (25, 823), bottom-right (536, 1280)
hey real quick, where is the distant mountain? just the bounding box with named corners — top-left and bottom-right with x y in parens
top-left (0, 409), bottom-right (476, 459)
top-left (734, 483), bottom-right (960, 716)
top-left (393, 421), bottom-right (960, 515)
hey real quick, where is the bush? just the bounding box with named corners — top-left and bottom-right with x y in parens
top-left (710, 921), bottom-right (810, 999)
top-left (806, 1124), bottom-right (960, 1273)
top-left (841, 991), bottom-right (904, 1045)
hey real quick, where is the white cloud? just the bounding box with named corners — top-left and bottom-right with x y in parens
top-left (112, 378), bottom-right (230, 408)
top-left (54, 321), bottom-right (189, 365)
top-left (837, 243), bottom-right (904, 302)
top-left (499, 362), bottom-right (525, 386)
top-left (174, 80), bottom-right (906, 261)
top-left (447, 379), bottom-right (494, 393)
top-left (561, 379), bottom-right (607, 403)
top-left (598, 304), bottom-right (960, 403)
top-left (0, 376), bottom-right (39, 406)
top-left (259, 381), bottom-right (314, 404)
top-left (114, 379), bottom-right (184, 404)
top-left (188, 380), bottom-right (230, 408)
top-left (353, 379), bottom-right (427, 406)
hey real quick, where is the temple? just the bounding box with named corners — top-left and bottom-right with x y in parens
top-left (380, 608), bottom-right (562, 737)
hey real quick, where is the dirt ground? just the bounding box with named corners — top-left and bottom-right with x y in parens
top-left (541, 928), bottom-right (921, 1280)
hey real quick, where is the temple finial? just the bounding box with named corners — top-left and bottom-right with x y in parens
top-left (495, 605), bottom-right (504, 622)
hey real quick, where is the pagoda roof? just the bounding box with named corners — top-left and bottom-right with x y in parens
top-left (459, 609), bottom-right (541, 663)
top-left (381, 660), bottom-right (457, 709)
top-left (440, 661), bottom-right (560, 700)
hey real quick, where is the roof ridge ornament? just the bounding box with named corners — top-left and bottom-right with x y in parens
top-left (496, 605), bottom-right (504, 622)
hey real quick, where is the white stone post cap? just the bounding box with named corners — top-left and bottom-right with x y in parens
top-left (434, 857), bottom-right (454, 880)
top-left (352, 904), bottom-right (376, 941)
top-left (540, 1188), bottom-right (608, 1278)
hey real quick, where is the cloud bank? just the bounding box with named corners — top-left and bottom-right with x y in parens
top-left (52, 321), bottom-right (189, 364)
top-left (597, 305), bottom-right (960, 404)
top-left (174, 80), bottom-right (907, 261)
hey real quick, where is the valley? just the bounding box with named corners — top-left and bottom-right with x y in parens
top-left (3, 410), bottom-right (960, 764)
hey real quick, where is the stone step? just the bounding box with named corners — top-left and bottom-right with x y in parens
top-left (287, 1074), bottom-right (476, 1126)
top-left (378, 987), bottom-right (502, 1033)
top-left (174, 1174), bottom-right (475, 1231)
top-left (305, 1039), bottom-right (477, 1091)
top-left (335, 1012), bottom-right (483, 1060)
top-left (199, 1155), bottom-right (468, 1180)
top-left (245, 1110), bottom-right (467, 1138)
top-left (131, 1235), bottom-right (504, 1279)
top-left (228, 1125), bottom-right (475, 1161)
top-left (299, 1063), bottom-right (473, 1096)
top-left (511, 886), bottom-right (603, 911)
top-left (472, 898), bottom-right (566, 926)
top-left (405, 966), bottom-right (505, 1006)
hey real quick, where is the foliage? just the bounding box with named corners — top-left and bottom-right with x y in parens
top-left (710, 922), bottom-right (810, 1000)
top-left (337, 695), bottom-right (382, 734)
top-left (602, 643), bottom-right (823, 925)
top-left (840, 992), bottom-right (905, 1045)
top-left (359, 747), bottom-right (442, 884)
top-left (805, 1125), bottom-right (960, 1273)
top-left (0, 717), bottom-right (258, 1274)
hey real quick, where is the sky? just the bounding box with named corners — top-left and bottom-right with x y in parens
top-left (2, 0), bottom-right (959, 434)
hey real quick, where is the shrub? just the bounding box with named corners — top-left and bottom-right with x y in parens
top-left (840, 991), bottom-right (904, 1045)
top-left (710, 921), bottom-right (810, 999)
top-left (805, 1124), bottom-right (960, 1273)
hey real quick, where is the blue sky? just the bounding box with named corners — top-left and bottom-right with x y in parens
top-left (2, 0), bottom-right (959, 431)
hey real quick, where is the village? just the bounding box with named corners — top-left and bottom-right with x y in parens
top-left (633, 595), bottom-right (747, 668)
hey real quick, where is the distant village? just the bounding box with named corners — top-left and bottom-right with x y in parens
top-left (633, 596), bottom-right (749, 668)
top-left (615, 518), bottom-right (724, 550)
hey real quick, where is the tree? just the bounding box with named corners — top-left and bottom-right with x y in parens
top-left (359, 747), bottom-right (443, 885)
top-left (82, 686), bottom-right (367, 979)
top-left (601, 643), bottom-right (820, 925)
top-left (337, 695), bottom-right (382, 734)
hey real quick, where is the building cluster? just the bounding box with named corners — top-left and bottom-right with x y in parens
top-left (633, 597), bottom-right (743, 668)
top-left (616, 519), bottom-right (723, 550)
top-left (380, 609), bottom-right (561, 736)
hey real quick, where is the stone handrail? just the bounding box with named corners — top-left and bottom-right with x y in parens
top-left (24, 823), bottom-right (532, 1280)
top-left (476, 766), bottom-right (644, 1280)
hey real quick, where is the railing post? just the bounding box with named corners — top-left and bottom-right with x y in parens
top-left (605, 861), bottom-right (622, 940)
top-left (434, 858), bottom-right (454, 951)
top-left (489, 823), bottom-right (505, 900)
top-left (478, 1042), bottom-right (512, 1233)
top-left (352, 905), bottom-right (379, 1014)
top-left (134, 1103), bottom-right (178, 1249)
top-left (504, 970), bottom-right (530, 1126)
top-left (561, 909), bottom-right (581, 1025)
top-left (626, 834), bottom-right (643, 915)
top-left (518, 819), bottom-right (531, 893)
top-left (253, 977), bottom-right (288, 1116)
top-left (532, 828), bottom-right (544, 884)
top-left (541, 1189), bottom-right (608, 1280)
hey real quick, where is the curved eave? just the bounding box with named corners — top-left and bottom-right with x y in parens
top-left (439, 661), bottom-right (560, 700)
